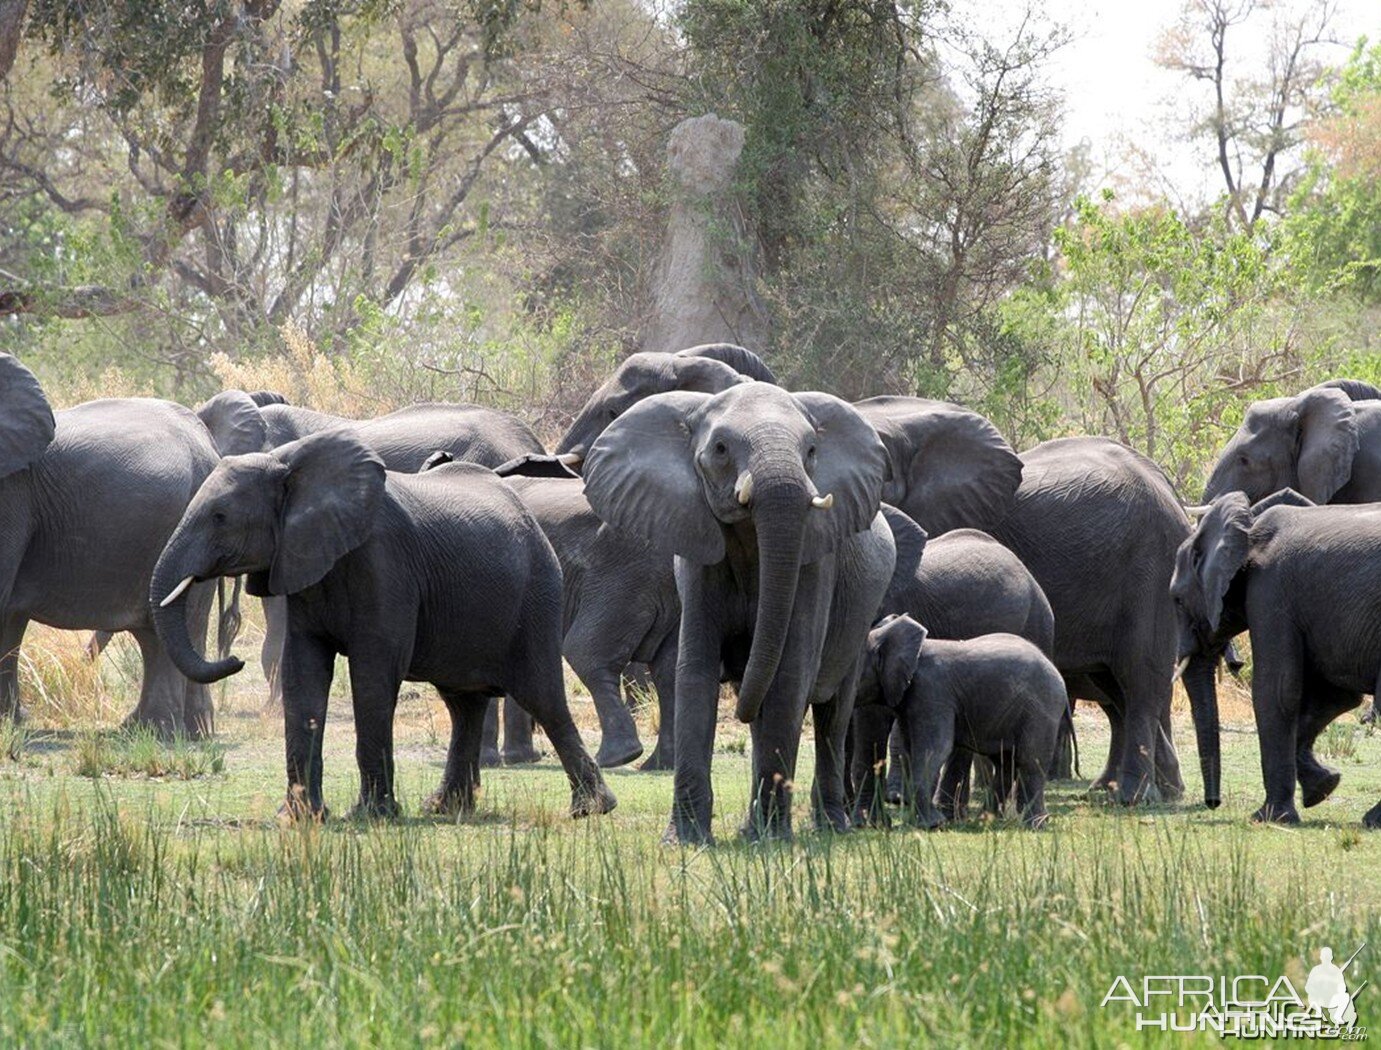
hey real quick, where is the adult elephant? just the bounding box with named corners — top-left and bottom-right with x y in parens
top-left (0, 354), bottom-right (219, 736)
top-left (1202, 379), bottom-right (1381, 505)
top-left (583, 382), bottom-right (895, 843)
top-left (195, 390), bottom-right (545, 721)
top-left (1171, 490), bottom-right (1381, 824)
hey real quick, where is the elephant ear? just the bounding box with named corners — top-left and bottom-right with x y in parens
top-left (420, 450), bottom-right (454, 472)
top-left (1296, 386), bottom-right (1357, 503)
top-left (492, 453), bottom-right (581, 480)
top-left (267, 429), bottom-right (387, 595)
top-left (0, 354), bottom-right (55, 479)
top-left (668, 353), bottom-right (753, 395)
top-left (881, 504), bottom-right (928, 587)
top-left (795, 392), bottom-right (889, 561)
top-left (583, 390), bottom-right (724, 564)
top-left (1249, 487), bottom-right (1315, 515)
top-left (879, 614), bottom-right (927, 709)
top-left (247, 389), bottom-right (290, 407)
top-left (1313, 378), bottom-right (1381, 402)
top-left (675, 343), bottom-right (779, 385)
top-left (1194, 493), bottom-right (1253, 633)
top-left (855, 397), bottom-right (1022, 535)
top-left (196, 390), bottom-right (268, 456)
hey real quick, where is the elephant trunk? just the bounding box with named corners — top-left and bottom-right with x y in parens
top-left (150, 532), bottom-right (244, 684)
top-left (1181, 653), bottom-right (1221, 808)
top-left (735, 477), bottom-right (808, 723)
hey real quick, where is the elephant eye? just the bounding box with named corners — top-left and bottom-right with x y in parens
top-left (714, 441), bottom-right (726, 456)
top-left (212, 510), bottom-right (228, 526)
top-left (608, 408), bottom-right (619, 421)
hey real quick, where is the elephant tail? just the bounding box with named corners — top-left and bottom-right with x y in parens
top-left (1064, 702), bottom-right (1081, 780)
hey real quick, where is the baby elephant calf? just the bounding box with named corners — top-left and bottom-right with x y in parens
top-left (856, 614), bottom-right (1065, 828)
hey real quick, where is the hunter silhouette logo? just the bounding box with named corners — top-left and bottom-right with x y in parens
top-left (1102, 943), bottom-right (1369, 1039)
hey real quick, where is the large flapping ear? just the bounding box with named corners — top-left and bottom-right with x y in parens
top-left (794, 392), bottom-right (889, 561)
top-left (675, 343), bottom-right (779, 385)
top-left (881, 504), bottom-right (928, 586)
top-left (1295, 386), bottom-right (1357, 503)
top-left (856, 397), bottom-right (1022, 535)
top-left (1194, 493), bottom-right (1253, 634)
top-left (583, 390), bottom-right (724, 564)
top-left (267, 429), bottom-right (386, 595)
top-left (878, 614), bottom-right (927, 709)
top-left (492, 453), bottom-right (581, 480)
top-left (1249, 488), bottom-right (1315, 515)
top-left (196, 390), bottom-right (269, 456)
top-left (1312, 379), bottom-right (1381, 402)
top-left (0, 354), bottom-right (55, 479)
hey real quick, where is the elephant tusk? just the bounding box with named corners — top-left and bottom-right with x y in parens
top-left (556, 452), bottom-right (583, 467)
top-left (1172, 656), bottom-right (1190, 681)
top-left (735, 471), bottom-right (754, 506)
top-left (159, 576), bottom-right (196, 608)
top-left (1183, 504), bottom-right (1212, 519)
top-left (811, 492), bottom-right (834, 510)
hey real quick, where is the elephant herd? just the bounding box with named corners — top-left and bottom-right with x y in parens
top-left (1, 345), bottom-right (1378, 840)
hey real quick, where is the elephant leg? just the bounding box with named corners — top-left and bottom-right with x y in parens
top-left (280, 634), bottom-right (336, 820)
top-left (986, 750), bottom-right (1016, 816)
top-left (425, 690), bottom-right (488, 817)
top-left (480, 698), bottom-right (501, 768)
top-left (884, 722), bottom-right (909, 805)
top-left (849, 705), bottom-right (895, 827)
top-left (1154, 699), bottom-right (1184, 801)
top-left (1015, 751), bottom-right (1050, 828)
top-left (1296, 676), bottom-right (1361, 807)
top-left (1249, 630), bottom-right (1304, 825)
top-left (810, 688), bottom-right (855, 834)
top-left (639, 634), bottom-right (678, 772)
top-left (180, 580), bottom-right (216, 738)
top-left (0, 613), bottom-right (28, 720)
top-left (743, 690), bottom-right (808, 842)
top-left (260, 595), bottom-right (288, 712)
top-left (1047, 693), bottom-right (1076, 779)
top-left (1076, 673), bottom-right (1124, 793)
top-left (346, 651), bottom-right (403, 819)
top-left (565, 647), bottom-right (642, 769)
top-left (903, 706), bottom-right (952, 830)
top-left (500, 696), bottom-right (541, 765)
top-left (126, 628), bottom-right (189, 739)
top-left (84, 630), bottom-right (113, 662)
top-left (666, 571), bottom-right (723, 846)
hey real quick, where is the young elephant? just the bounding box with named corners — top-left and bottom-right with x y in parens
top-left (857, 615), bottom-right (1066, 828)
top-left (149, 429), bottom-right (615, 821)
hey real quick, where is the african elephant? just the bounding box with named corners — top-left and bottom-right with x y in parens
top-left (856, 615), bottom-right (1065, 828)
top-left (0, 355), bottom-right (221, 736)
top-left (850, 506), bottom-right (1056, 820)
top-left (583, 382), bottom-right (895, 843)
top-left (1171, 489), bottom-right (1381, 825)
top-left (195, 390), bottom-right (545, 726)
top-left (150, 429), bottom-right (615, 820)
top-left (1202, 380), bottom-right (1381, 505)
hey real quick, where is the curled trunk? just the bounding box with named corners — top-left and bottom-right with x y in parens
top-left (735, 487), bottom-right (807, 723)
top-left (150, 535), bottom-right (244, 684)
top-left (1181, 654), bottom-right (1221, 808)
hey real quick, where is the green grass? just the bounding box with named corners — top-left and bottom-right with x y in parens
top-left (0, 662), bottom-right (1379, 1047)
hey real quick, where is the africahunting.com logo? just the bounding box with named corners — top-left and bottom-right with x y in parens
top-left (1102, 944), bottom-right (1368, 1039)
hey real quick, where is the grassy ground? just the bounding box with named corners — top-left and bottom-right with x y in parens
top-left (0, 626), bottom-right (1379, 1047)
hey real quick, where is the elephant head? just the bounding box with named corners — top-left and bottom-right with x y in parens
top-left (554, 344), bottom-right (776, 466)
top-left (151, 429), bottom-right (385, 683)
top-left (852, 397), bottom-right (1022, 535)
top-left (0, 353), bottom-right (56, 478)
top-left (857, 613), bottom-right (927, 710)
top-left (1203, 385), bottom-right (1360, 504)
top-left (582, 382), bottom-right (886, 722)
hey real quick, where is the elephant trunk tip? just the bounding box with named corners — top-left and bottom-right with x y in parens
top-left (1205, 796), bottom-right (1222, 810)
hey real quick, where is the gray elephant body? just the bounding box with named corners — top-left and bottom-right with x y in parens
top-left (0, 364), bottom-right (220, 736)
top-left (1172, 492), bottom-right (1381, 825)
top-left (498, 473), bottom-right (681, 769)
top-left (150, 432), bottom-right (614, 820)
top-left (583, 382), bottom-right (896, 843)
top-left (857, 616), bottom-right (1065, 828)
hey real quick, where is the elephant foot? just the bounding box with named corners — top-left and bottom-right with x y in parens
top-left (1115, 776), bottom-right (1161, 806)
top-left (1155, 774), bottom-right (1185, 803)
top-left (851, 800), bottom-right (892, 830)
top-left (662, 816), bottom-right (714, 848)
top-left (277, 793), bottom-right (329, 825)
top-left (1300, 768), bottom-right (1342, 808)
top-left (1362, 802), bottom-right (1381, 829)
top-left (1023, 811), bottom-right (1050, 830)
top-left (813, 802), bottom-right (853, 835)
top-left (638, 746), bottom-right (674, 772)
top-left (570, 782), bottom-right (617, 819)
top-left (911, 809), bottom-right (948, 831)
top-left (347, 796), bottom-right (402, 821)
top-left (595, 737), bottom-right (644, 769)
top-left (479, 746), bottom-right (502, 769)
top-left (1251, 801), bottom-right (1301, 825)
top-left (738, 819), bottom-right (793, 844)
top-left (121, 711), bottom-right (179, 742)
top-left (423, 788), bottom-right (476, 818)
top-left (503, 746), bottom-right (543, 766)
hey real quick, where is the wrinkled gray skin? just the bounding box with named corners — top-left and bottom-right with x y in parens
top-left (1202, 380), bottom-right (1381, 506)
top-left (583, 382), bottom-right (895, 843)
top-left (856, 615), bottom-right (1065, 828)
top-left (0, 354), bottom-right (219, 737)
top-left (559, 356), bottom-right (1196, 805)
top-left (850, 506), bottom-right (1055, 824)
top-left (195, 391), bottom-right (544, 729)
top-left (1170, 490), bottom-right (1381, 826)
top-left (150, 430), bottom-right (614, 821)
top-left (448, 454), bottom-right (681, 770)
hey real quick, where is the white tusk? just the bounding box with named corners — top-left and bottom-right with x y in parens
top-left (1172, 656), bottom-right (1190, 681)
top-left (1183, 504), bottom-right (1212, 519)
top-left (556, 452), bottom-right (582, 466)
top-left (159, 576), bottom-right (196, 608)
top-left (811, 492), bottom-right (834, 510)
top-left (735, 471), bottom-right (754, 506)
